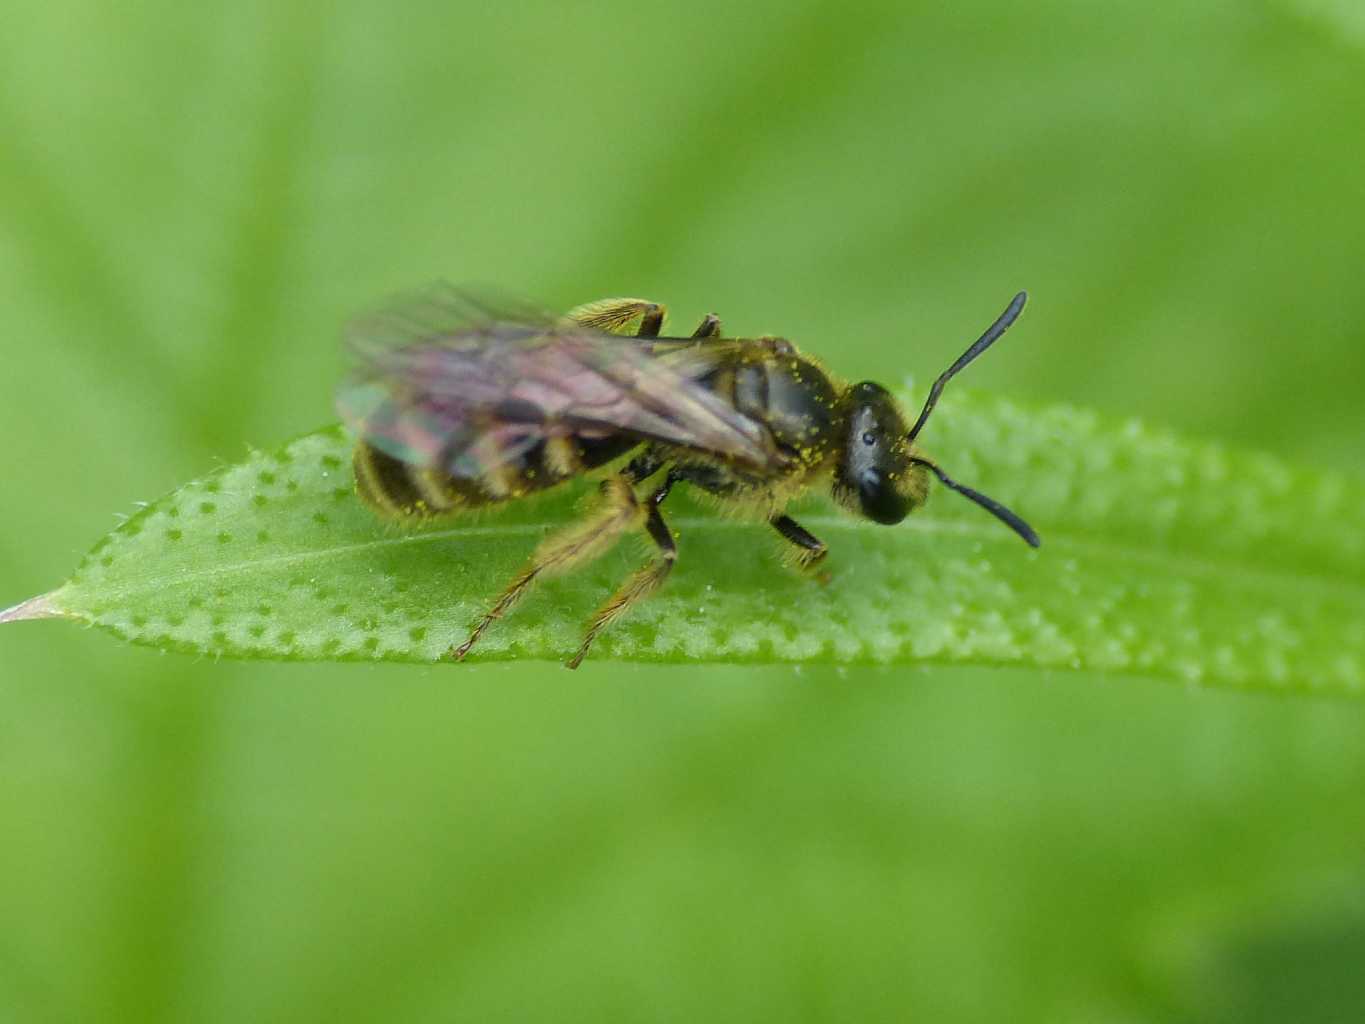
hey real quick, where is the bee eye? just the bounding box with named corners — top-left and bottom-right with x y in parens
top-left (861, 430), bottom-right (877, 446)
top-left (855, 466), bottom-right (908, 524)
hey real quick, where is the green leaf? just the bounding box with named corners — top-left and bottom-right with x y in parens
top-left (5, 390), bottom-right (1363, 693)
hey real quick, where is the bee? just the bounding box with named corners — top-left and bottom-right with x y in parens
top-left (337, 286), bottom-right (1039, 668)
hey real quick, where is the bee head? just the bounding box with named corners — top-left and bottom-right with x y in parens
top-left (832, 292), bottom-right (1041, 547)
top-left (833, 382), bottom-right (926, 525)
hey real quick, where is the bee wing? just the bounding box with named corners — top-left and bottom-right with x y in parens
top-left (337, 284), bottom-right (779, 480)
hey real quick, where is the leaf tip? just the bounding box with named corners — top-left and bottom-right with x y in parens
top-left (0, 591), bottom-right (68, 625)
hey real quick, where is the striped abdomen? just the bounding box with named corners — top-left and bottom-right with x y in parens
top-left (352, 434), bottom-right (637, 519)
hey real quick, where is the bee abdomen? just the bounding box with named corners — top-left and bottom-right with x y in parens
top-left (353, 443), bottom-right (480, 519)
top-left (353, 433), bottom-right (641, 519)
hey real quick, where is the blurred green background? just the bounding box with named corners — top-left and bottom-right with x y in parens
top-left (3, 1), bottom-right (1365, 1020)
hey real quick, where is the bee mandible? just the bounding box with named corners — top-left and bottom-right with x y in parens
top-left (337, 287), bottom-right (1039, 667)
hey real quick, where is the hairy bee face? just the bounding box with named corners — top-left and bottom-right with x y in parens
top-left (833, 382), bottom-right (930, 525)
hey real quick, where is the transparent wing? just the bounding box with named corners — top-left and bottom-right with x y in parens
top-left (336, 284), bottom-right (778, 480)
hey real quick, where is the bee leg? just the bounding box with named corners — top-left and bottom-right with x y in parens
top-left (770, 514), bottom-right (829, 578)
top-left (450, 477), bottom-right (645, 661)
top-left (565, 298), bottom-right (666, 338)
top-left (636, 305), bottom-right (665, 338)
top-left (690, 314), bottom-right (722, 339)
top-left (567, 472), bottom-right (680, 669)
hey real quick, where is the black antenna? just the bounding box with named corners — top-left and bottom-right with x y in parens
top-left (910, 457), bottom-right (1041, 548)
top-left (907, 291), bottom-right (1027, 442)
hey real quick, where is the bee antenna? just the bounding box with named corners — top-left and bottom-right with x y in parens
top-left (910, 457), bottom-right (1040, 548)
top-left (907, 291), bottom-right (1027, 442)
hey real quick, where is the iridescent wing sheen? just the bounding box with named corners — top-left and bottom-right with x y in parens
top-left (336, 284), bottom-right (778, 480)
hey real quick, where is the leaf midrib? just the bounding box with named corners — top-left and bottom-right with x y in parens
top-left (63, 514), bottom-right (1365, 612)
